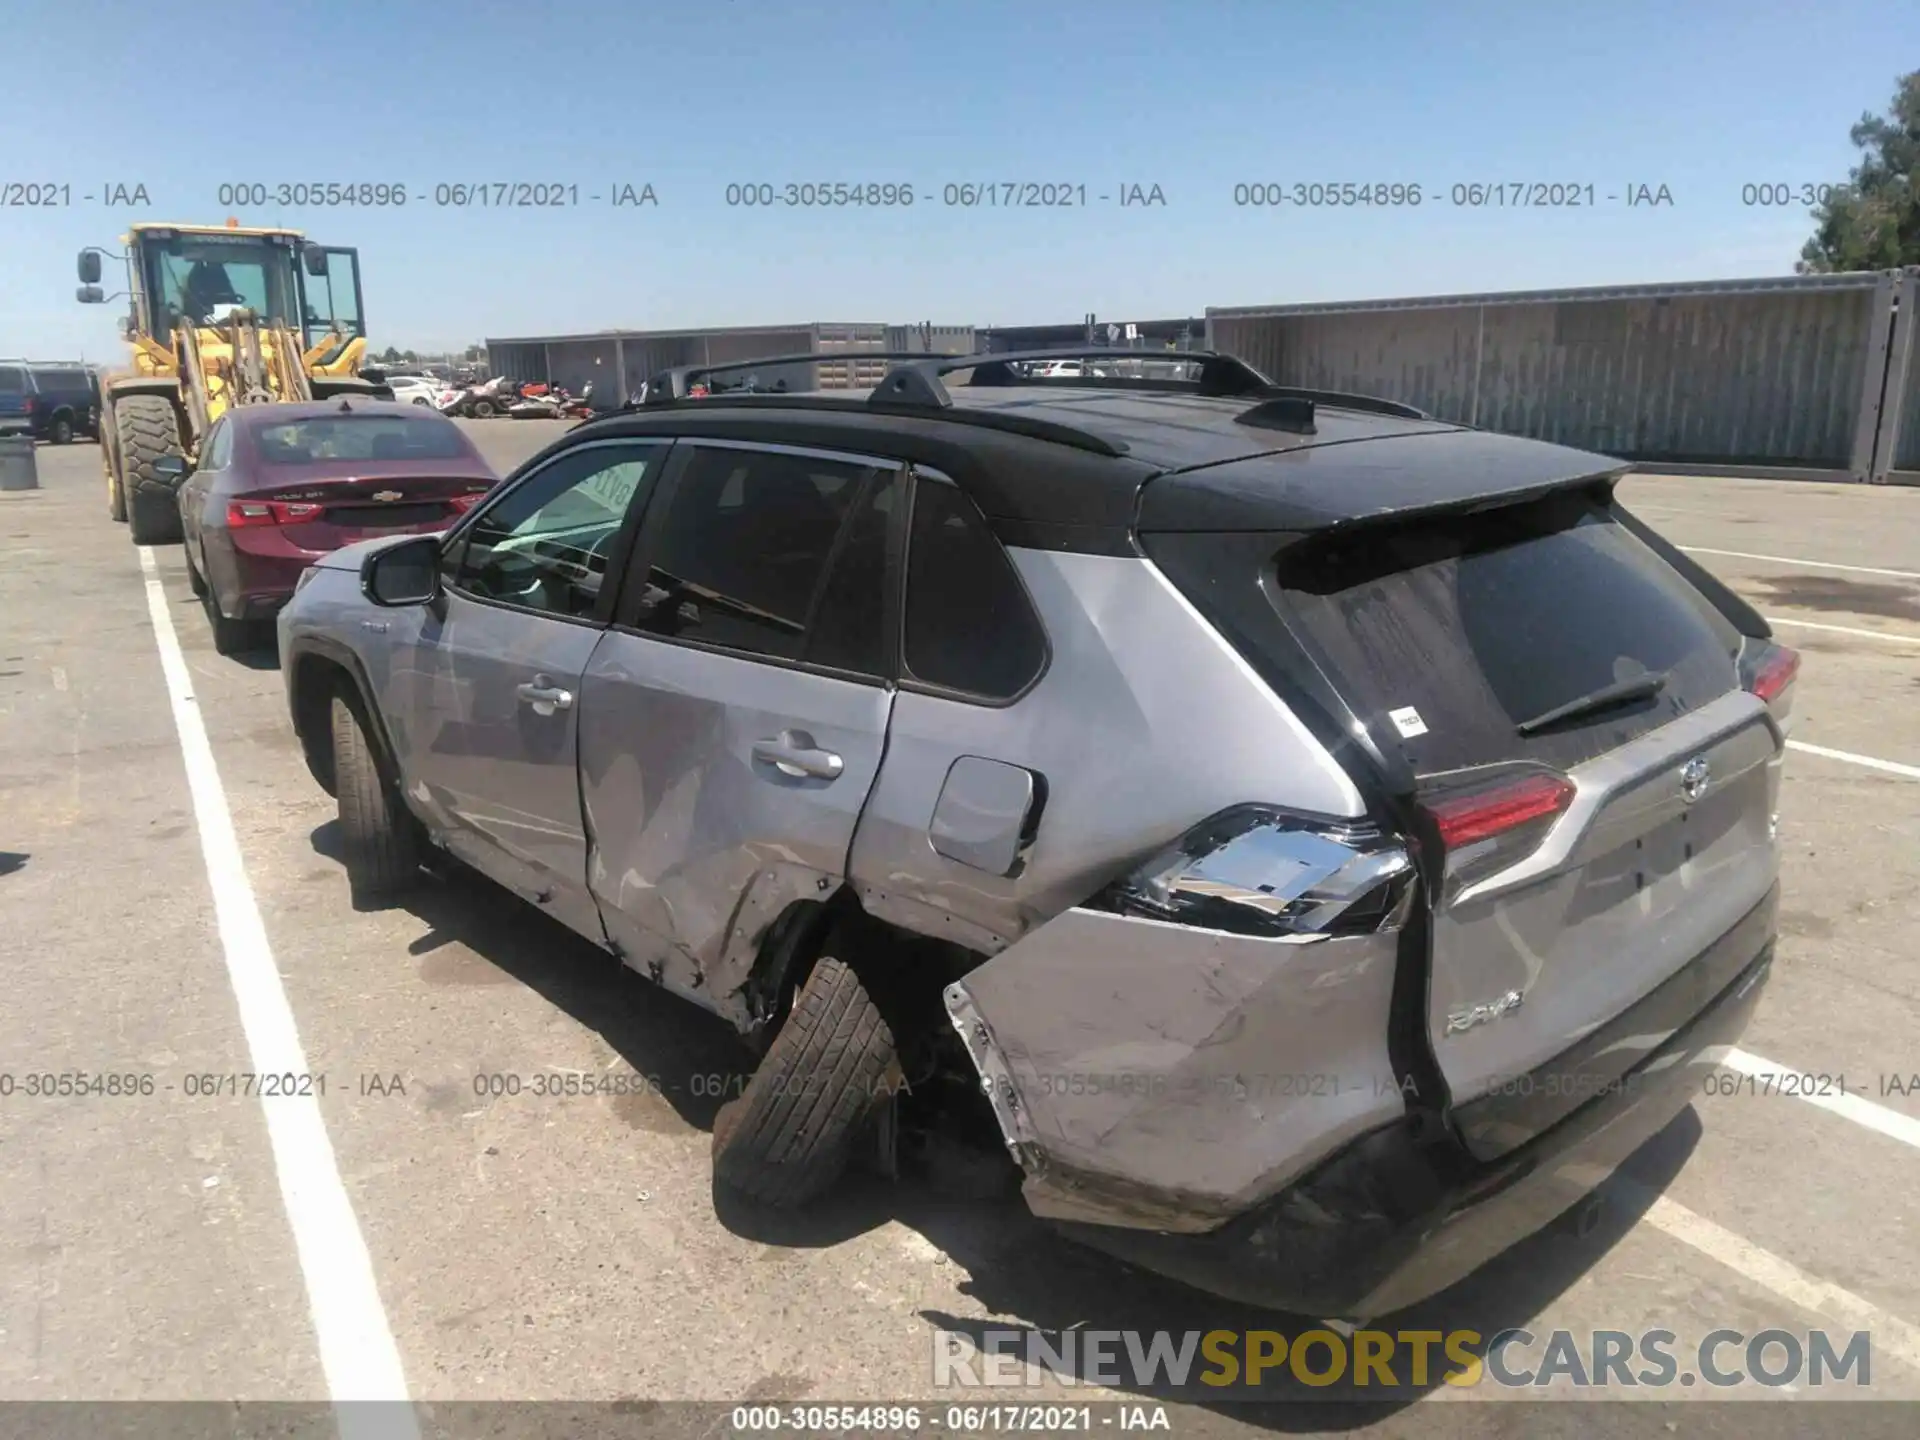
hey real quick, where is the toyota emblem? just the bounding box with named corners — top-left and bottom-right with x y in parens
top-left (1680, 756), bottom-right (1710, 802)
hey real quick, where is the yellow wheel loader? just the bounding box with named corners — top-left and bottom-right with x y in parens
top-left (77, 221), bottom-right (393, 545)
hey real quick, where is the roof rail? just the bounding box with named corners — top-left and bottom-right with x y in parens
top-left (633, 351), bottom-right (954, 407)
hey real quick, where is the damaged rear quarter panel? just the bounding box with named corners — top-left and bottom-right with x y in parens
top-left (945, 905), bottom-right (1404, 1234)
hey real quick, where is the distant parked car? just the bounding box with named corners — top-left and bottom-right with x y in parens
top-left (386, 376), bottom-right (442, 407)
top-left (177, 399), bottom-right (498, 655)
top-left (0, 361), bottom-right (99, 443)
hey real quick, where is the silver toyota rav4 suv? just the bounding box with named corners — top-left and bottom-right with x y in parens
top-left (279, 349), bottom-right (1795, 1320)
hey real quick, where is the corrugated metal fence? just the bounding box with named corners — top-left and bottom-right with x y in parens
top-left (1208, 269), bottom-right (1920, 484)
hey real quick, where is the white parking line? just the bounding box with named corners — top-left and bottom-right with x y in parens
top-left (1765, 616), bottom-right (1920, 646)
top-left (1678, 547), bottom-right (1920, 582)
top-left (1615, 1180), bottom-right (1920, 1378)
top-left (139, 548), bottom-right (417, 1436)
top-left (1721, 1049), bottom-right (1920, 1151)
top-left (1787, 740), bottom-right (1920, 781)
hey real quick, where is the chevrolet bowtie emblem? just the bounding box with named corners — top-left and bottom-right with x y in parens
top-left (371, 490), bottom-right (402, 502)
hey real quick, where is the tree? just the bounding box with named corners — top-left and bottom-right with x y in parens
top-left (402, 349), bottom-right (418, 363)
top-left (463, 344), bottom-right (486, 361)
top-left (1798, 70), bottom-right (1920, 273)
top-left (378, 345), bottom-right (401, 363)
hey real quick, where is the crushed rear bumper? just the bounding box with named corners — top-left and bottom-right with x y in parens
top-left (952, 885), bottom-right (1775, 1320)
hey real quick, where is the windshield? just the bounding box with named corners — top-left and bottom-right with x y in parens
top-left (147, 233), bottom-right (301, 331)
top-left (252, 415), bottom-right (471, 464)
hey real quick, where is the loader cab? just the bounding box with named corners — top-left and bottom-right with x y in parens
top-left (111, 227), bottom-right (366, 359)
top-left (297, 244), bottom-right (369, 358)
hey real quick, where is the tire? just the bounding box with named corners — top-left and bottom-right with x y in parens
top-left (49, 415), bottom-right (73, 445)
top-left (411, 396), bottom-right (432, 407)
top-left (200, 573), bottom-right (262, 656)
top-left (711, 955), bottom-right (900, 1208)
top-left (471, 398), bottom-right (497, 419)
top-left (330, 690), bottom-right (420, 904)
top-left (103, 419), bottom-right (127, 523)
top-left (115, 394), bottom-right (186, 546)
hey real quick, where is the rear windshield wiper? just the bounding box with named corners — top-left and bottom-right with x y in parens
top-left (1515, 670), bottom-right (1668, 736)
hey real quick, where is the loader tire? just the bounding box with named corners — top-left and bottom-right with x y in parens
top-left (116, 394), bottom-right (186, 546)
top-left (711, 955), bottom-right (900, 1208)
top-left (103, 416), bottom-right (127, 522)
top-left (331, 689), bottom-right (421, 907)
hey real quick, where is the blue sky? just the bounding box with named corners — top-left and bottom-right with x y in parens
top-left (3, 0), bottom-right (1916, 358)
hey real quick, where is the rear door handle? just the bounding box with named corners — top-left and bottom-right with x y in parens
top-left (516, 679), bottom-right (574, 715)
top-left (752, 734), bottom-right (844, 781)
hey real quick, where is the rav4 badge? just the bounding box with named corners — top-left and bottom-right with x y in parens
top-left (1446, 988), bottom-right (1525, 1035)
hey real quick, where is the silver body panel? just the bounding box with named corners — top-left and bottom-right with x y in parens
top-left (944, 908), bottom-right (1404, 1232)
top-left (395, 591), bottom-right (606, 941)
top-left (578, 631), bottom-right (892, 1024)
top-left (1429, 688), bottom-right (1782, 1108)
top-left (847, 550), bottom-right (1364, 953)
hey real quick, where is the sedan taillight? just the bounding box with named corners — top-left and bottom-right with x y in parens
top-left (227, 499), bottom-right (322, 527)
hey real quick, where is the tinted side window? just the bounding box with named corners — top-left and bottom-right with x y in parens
top-left (803, 466), bottom-right (901, 677)
top-left (451, 441), bottom-right (663, 620)
top-left (625, 445), bottom-right (891, 664)
top-left (903, 475), bottom-right (1047, 699)
top-left (0, 368), bottom-right (23, 394)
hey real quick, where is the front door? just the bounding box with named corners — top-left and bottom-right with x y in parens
top-left (397, 438), bottom-right (668, 938)
top-left (578, 440), bottom-right (902, 1015)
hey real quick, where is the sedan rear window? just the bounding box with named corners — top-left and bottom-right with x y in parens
top-left (1273, 491), bottom-right (1744, 774)
top-left (253, 415), bottom-right (470, 464)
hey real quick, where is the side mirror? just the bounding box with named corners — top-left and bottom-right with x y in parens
top-left (77, 285), bottom-right (105, 304)
top-left (303, 245), bottom-right (330, 277)
top-left (78, 250), bottom-right (102, 285)
top-left (151, 455), bottom-right (189, 482)
top-left (361, 535), bottom-right (441, 607)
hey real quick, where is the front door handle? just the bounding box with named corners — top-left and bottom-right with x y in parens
top-left (516, 679), bottom-right (574, 716)
top-left (752, 734), bottom-right (844, 781)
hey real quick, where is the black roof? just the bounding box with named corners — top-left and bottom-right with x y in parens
top-left (576, 348), bottom-right (1627, 547)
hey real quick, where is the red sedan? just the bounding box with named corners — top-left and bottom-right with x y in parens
top-left (179, 399), bottom-right (498, 655)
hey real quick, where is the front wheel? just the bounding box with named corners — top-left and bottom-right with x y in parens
top-left (470, 398), bottom-right (497, 419)
top-left (114, 393), bottom-right (186, 546)
top-left (330, 690), bottom-right (421, 906)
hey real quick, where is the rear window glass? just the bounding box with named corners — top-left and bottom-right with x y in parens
top-left (1273, 493), bottom-right (1743, 774)
top-left (252, 415), bottom-right (470, 464)
top-left (0, 368), bottom-right (23, 393)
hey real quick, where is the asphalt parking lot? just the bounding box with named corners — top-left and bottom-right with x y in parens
top-left (2, 421), bottom-right (1919, 1437)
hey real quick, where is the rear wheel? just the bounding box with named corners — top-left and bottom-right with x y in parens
top-left (330, 690), bottom-right (421, 905)
top-left (115, 394), bottom-right (186, 546)
top-left (470, 398), bottom-right (497, 419)
top-left (711, 954), bottom-right (901, 1208)
top-left (49, 415), bottom-right (73, 445)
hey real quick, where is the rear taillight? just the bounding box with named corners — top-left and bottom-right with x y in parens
top-left (1419, 768), bottom-right (1576, 900)
top-left (227, 500), bottom-right (322, 527)
top-left (1425, 772), bottom-right (1575, 848)
top-left (1088, 805), bottom-right (1414, 938)
top-left (448, 490), bottom-right (490, 514)
top-left (1742, 640), bottom-right (1800, 705)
